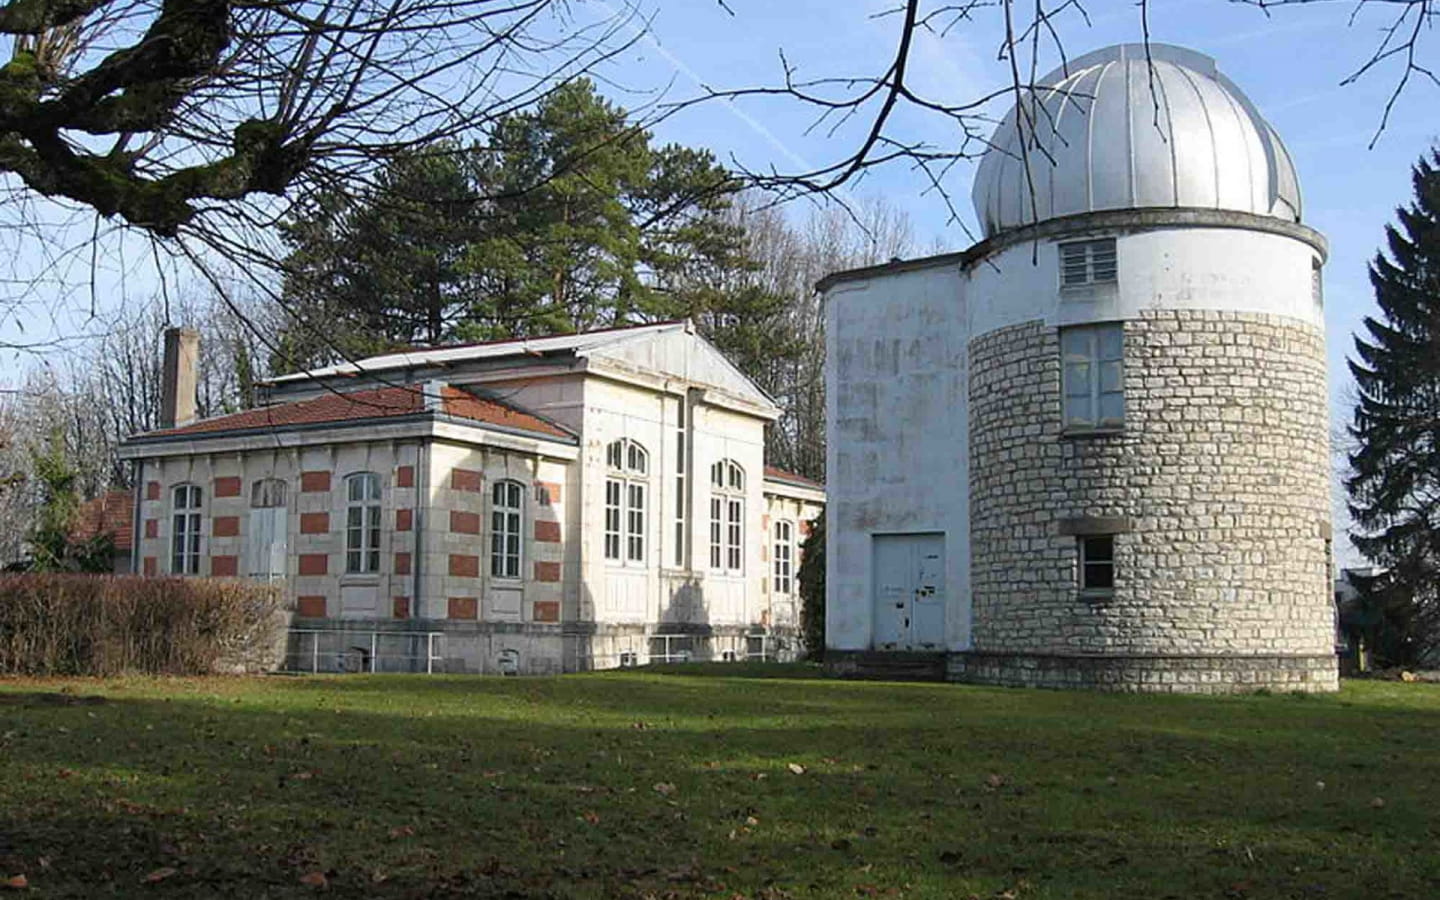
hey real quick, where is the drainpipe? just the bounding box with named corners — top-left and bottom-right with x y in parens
top-left (130, 459), bottom-right (143, 574)
top-left (414, 440), bottom-right (429, 618)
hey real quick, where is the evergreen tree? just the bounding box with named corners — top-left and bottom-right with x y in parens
top-left (797, 512), bottom-right (826, 661)
top-left (26, 433), bottom-right (113, 574)
top-left (1346, 147), bottom-right (1440, 667)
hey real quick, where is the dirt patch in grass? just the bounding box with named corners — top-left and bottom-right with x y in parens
top-left (1, 670), bottom-right (1437, 898)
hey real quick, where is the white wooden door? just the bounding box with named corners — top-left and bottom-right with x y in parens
top-left (872, 533), bottom-right (946, 650)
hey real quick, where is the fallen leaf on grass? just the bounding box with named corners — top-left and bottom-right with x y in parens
top-left (1370, 797), bottom-right (1386, 809)
top-left (985, 773), bottom-right (1005, 789)
top-left (653, 782), bottom-right (677, 796)
top-left (787, 763), bottom-right (806, 775)
top-left (581, 811), bottom-right (600, 825)
top-left (143, 868), bottom-right (177, 884)
top-left (387, 826), bottom-right (415, 839)
top-left (299, 871), bottom-right (328, 888)
top-left (2, 875), bottom-right (27, 890)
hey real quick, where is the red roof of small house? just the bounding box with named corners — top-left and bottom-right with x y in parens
top-left (763, 466), bottom-right (824, 489)
top-left (71, 490), bottom-right (133, 551)
top-left (139, 384), bottom-right (573, 441)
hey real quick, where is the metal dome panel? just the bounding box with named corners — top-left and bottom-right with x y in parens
top-left (972, 44), bottom-right (1302, 237)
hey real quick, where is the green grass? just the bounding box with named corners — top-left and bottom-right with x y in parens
top-left (2, 667), bottom-right (1438, 899)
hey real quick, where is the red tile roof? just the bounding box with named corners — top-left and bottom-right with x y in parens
top-left (141, 385), bottom-right (572, 441)
top-left (764, 466), bottom-right (824, 489)
top-left (72, 490), bottom-right (133, 551)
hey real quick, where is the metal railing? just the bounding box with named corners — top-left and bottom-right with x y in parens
top-left (285, 629), bottom-right (446, 674)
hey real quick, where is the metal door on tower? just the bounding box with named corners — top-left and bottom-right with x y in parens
top-left (871, 533), bottom-right (946, 650)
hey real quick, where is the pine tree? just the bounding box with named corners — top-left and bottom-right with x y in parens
top-left (1346, 147), bottom-right (1440, 667)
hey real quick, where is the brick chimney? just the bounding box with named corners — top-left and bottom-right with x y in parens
top-left (160, 327), bottom-right (200, 429)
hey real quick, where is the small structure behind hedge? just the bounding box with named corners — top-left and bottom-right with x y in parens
top-left (0, 575), bottom-right (286, 676)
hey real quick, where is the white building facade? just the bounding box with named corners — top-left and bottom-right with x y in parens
top-left (823, 44), bottom-right (1338, 692)
top-left (121, 322), bottom-right (823, 674)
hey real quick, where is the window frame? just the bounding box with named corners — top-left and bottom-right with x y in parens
top-left (709, 459), bottom-right (746, 575)
top-left (1060, 322), bottom-right (1125, 431)
top-left (1078, 534), bottom-right (1116, 595)
top-left (1059, 237), bottom-right (1118, 288)
top-left (773, 519), bottom-right (794, 594)
top-left (170, 483), bottom-right (203, 575)
top-left (344, 472), bottom-right (382, 575)
top-left (490, 479), bottom-right (524, 580)
top-left (604, 439), bottom-right (649, 566)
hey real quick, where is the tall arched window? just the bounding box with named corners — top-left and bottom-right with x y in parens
top-left (345, 473), bottom-right (382, 573)
top-left (248, 478), bottom-right (288, 579)
top-left (491, 479), bottom-right (524, 579)
top-left (605, 438), bottom-right (648, 564)
top-left (709, 460), bottom-right (744, 573)
top-left (171, 483), bottom-right (203, 575)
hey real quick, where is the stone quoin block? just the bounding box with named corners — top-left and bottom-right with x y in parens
top-left (298, 554), bottom-right (328, 576)
top-left (448, 596), bottom-right (478, 620)
top-left (534, 520), bottom-right (561, 543)
top-left (396, 465), bottom-right (414, 488)
top-left (449, 554), bottom-right (479, 578)
top-left (533, 600), bottom-right (560, 623)
top-left (296, 595), bottom-right (327, 618)
top-left (534, 561), bottom-right (561, 583)
top-left (300, 471), bottom-right (331, 493)
top-left (211, 555), bottom-right (238, 577)
top-left (451, 469), bottom-right (483, 492)
top-left (212, 516), bottom-right (240, 538)
top-left (299, 512), bottom-right (329, 534)
top-left (396, 508), bottom-right (412, 531)
top-left (450, 511), bottom-right (481, 534)
top-left (394, 552), bottom-right (411, 575)
top-left (213, 476), bottom-right (242, 498)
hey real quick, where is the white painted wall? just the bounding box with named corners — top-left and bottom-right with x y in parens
top-left (825, 264), bottom-right (973, 652)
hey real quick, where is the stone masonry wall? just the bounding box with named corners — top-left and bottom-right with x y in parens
top-left (966, 310), bottom-right (1336, 689)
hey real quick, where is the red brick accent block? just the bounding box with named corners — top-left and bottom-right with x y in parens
top-left (211, 555), bottom-right (238, 577)
top-left (451, 468), bottom-right (483, 492)
top-left (534, 520), bottom-right (561, 543)
top-left (396, 465), bottom-right (414, 488)
top-left (534, 481), bottom-right (561, 505)
top-left (448, 596), bottom-right (478, 620)
top-left (534, 561), bottom-right (561, 583)
top-left (145, 481), bottom-right (161, 501)
top-left (296, 595), bottom-right (327, 618)
top-left (212, 516), bottom-right (240, 538)
top-left (396, 508), bottom-right (413, 531)
top-left (761, 546), bottom-right (769, 562)
top-left (761, 514), bottom-right (771, 530)
top-left (213, 476), bottom-right (242, 498)
top-left (800, 519), bottom-right (813, 536)
top-left (394, 552), bottom-right (411, 575)
top-left (144, 518), bottom-right (158, 539)
top-left (450, 510), bottom-right (481, 534)
top-left (533, 600), bottom-right (560, 623)
top-left (142, 556), bottom-right (157, 576)
top-left (298, 553), bottom-right (328, 576)
top-left (300, 470), bottom-right (331, 492)
top-left (393, 597), bottom-right (411, 619)
top-left (299, 512), bottom-right (329, 534)
top-left (449, 554), bottom-right (479, 578)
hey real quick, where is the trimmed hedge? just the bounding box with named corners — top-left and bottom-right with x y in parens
top-left (0, 575), bottom-right (285, 676)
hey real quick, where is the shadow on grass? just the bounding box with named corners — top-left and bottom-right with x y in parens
top-left (1, 675), bottom-right (1439, 898)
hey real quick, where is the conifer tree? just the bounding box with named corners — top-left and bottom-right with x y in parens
top-left (1346, 148), bottom-right (1440, 666)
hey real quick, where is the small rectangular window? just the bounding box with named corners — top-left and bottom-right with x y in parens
top-left (1059, 238), bottom-right (1117, 287)
top-left (1312, 257), bottom-right (1323, 308)
top-left (604, 479), bottom-right (622, 560)
top-left (1061, 323), bottom-right (1124, 429)
top-left (1079, 535), bottom-right (1115, 592)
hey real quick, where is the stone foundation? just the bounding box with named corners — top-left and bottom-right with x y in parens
top-left (948, 650), bottom-right (1339, 693)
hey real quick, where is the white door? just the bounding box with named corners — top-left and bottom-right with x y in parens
top-left (872, 533), bottom-right (946, 650)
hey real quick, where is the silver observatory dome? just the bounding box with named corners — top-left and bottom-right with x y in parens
top-left (972, 43), bottom-right (1302, 238)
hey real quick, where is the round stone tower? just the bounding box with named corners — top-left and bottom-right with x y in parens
top-left (954, 43), bottom-right (1338, 692)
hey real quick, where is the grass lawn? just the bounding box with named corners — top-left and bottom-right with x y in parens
top-left (1, 667), bottom-right (1437, 899)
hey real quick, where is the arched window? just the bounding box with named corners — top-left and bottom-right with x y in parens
top-left (345, 473), bottom-right (382, 574)
top-left (248, 478), bottom-right (288, 579)
top-left (605, 439), bottom-right (648, 563)
top-left (773, 520), bottom-right (794, 594)
top-left (491, 479), bottom-right (524, 579)
top-left (171, 483), bottom-right (203, 575)
top-left (709, 460), bottom-right (744, 573)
